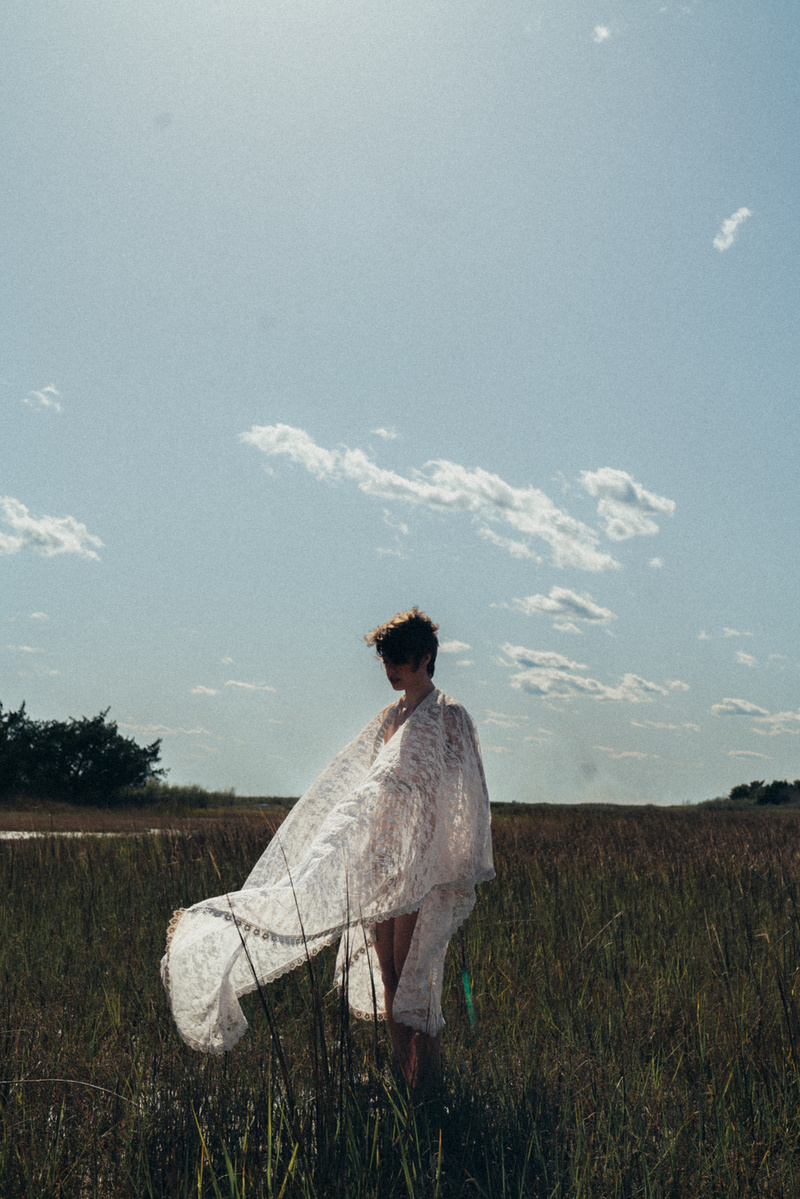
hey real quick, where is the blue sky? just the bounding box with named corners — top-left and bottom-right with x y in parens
top-left (3, 0), bottom-right (798, 803)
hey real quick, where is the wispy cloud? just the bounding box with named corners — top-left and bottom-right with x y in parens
top-left (22, 385), bottom-right (61, 412)
top-left (649, 557), bottom-right (664, 569)
top-left (224, 680), bottom-right (276, 692)
top-left (736, 651), bottom-right (758, 668)
top-left (752, 710), bottom-right (800, 737)
top-left (0, 497), bottom-right (102, 560)
top-left (241, 424), bottom-right (621, 571)
top-left (723, 627), bottom-right (753, 638)
top-left (711, 697), bottom-right (770, 717)
top-left (501, 642), bottom-right (668, 703)
top-left (17, 663), bottom-right (59, 678)
top-left (631, 719), bottom-right (700, 731)
top-left (503, 647), bottom-right (587, 671)
top-left (29, 612), bottom-right (50, 621)
top-left (439, 639), bottom-right (471, 654)
top-left (190, 685), bottom-right (218, 696)
top-left (382, 510), bottom-right (409, 536)
top-left (371, 427), bottom-right (398, 440)
top-left (728, 750), bottom-right (771, 760)
top-left (713, 207), bottom-right (752, 252)
top-left (121, 722), bottom-right (215, 737)
top-left (483, 710), bottom-right (529, 729)
top-left (592, 25), bottom-right (611, 43)
top-left (504, 586), bottom-right (616, 631)
top-left (666, 679), bottom-right (690, 691)
top-left (581, 469), bottom-right (676, 541)
top-left (484, 745), bottom-right (512, 754)
top-left (7, 644), bottom-right (43, 653)
top-left (477, 527), bottom-right (540, 560)
top-left (711, 699), bottom-right (800, 735)
top-left (595, 746), bottom-right (658, 760)
top-left (697, 630), bottom-right (711, 640)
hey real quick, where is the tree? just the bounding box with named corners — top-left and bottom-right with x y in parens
top-left (756, 780), bottom-right (800, 807)
top-left (729, 780), bottom-right (764, 801)
top-left (0, 703), bottom-right (165, 804)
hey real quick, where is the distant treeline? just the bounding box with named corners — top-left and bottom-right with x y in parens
top-left (705, 778), bottom-right (800, 809)
top-left (0, 702), bottom-right (164, 805)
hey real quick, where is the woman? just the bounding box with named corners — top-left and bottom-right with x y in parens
top-left (161, 608), bottom-right (494, 1085)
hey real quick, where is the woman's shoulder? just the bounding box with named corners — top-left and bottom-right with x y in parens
top-left (431, 689), bottom-right (475, 726)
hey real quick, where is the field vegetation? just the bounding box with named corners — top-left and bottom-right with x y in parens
top-left (3, 805), bottom-right (800, 1196)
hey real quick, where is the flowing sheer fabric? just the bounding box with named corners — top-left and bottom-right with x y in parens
top-left (161, 689), bottom-right (494, 1054)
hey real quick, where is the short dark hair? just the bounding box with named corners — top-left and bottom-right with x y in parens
top-left (364, 607), bottom-right (439, 677)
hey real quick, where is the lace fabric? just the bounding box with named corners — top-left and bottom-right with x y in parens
top-left (161, 688), bottom-right (494, 1054)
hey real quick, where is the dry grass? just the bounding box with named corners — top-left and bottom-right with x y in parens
top-left (3, 805), bottom-right (800, 1196)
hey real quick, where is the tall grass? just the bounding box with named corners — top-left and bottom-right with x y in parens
top-left (3, 806), bottom-right (800, 1196)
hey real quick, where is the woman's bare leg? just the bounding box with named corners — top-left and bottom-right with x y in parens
top-left (374, 911), bottom-right (440, 1087)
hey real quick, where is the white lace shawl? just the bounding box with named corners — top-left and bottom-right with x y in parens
top-left (161, 688), bottom-right (494, 1054)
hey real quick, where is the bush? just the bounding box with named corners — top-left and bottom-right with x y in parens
top-left (118, 780), bottom-right (240, 810)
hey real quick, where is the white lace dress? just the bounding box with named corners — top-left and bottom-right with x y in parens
top-left (161, 688), bottom-right (494, 1054)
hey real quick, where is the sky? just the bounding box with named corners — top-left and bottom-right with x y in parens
top-left (3, 0), bottom-right (799, 805)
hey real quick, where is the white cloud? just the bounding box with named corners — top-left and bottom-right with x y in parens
top-left (477, 527), bottom-right (540, 560)
top-left (631, 719), bottom-right (700, 731)
top-left (711, 697), bottom-right (770, 717)
top-left (484, 745), bottom-right (512, 754)
top-left (593, 25), bottom-right (611, 42)
top-left (371, 427), bottom-right (398, 440)
top-left (508, 586), bottom-right (617, 628)
top-left (190, 685), bottom-right (218, 696)
top-left (728, 750), bottom-right (771, 760)
top-left (22, 385), bottom-right (61, 412)
top-left (241, 424), bottom-right (621, 571)
top-left (376, 546), bottom-right (407, 558)
top-left (120, 722), bottom-right (215, 737)
top-left (723, 627), bottom-right (753, 638)
top-left (752, 710), bottom-right (800, 737)
top-left (666, 679), bottom-right (690, 691)
top-left (0, 496), bottom-right (103, 559)
top-left (501, 642), bottom-right (668, 703)
top-left (523, 727), bottom-right (553, 744)
top-left (736, 651), bottom-right (758, 668)
top-left (483, 710), bottom-right (529, 729)
top-left (439, 639), bottom-right (471, 654)
top-left (29, 612), bottom-right (49, 620)
top-left (697, 630), bottom-right (711, 640)
top-left (713, 207), bottom-right (752, 252)
top-left (224, 680), bottom-right (277, 692)
top-left (502, 645), bottom-right (587, 671)
top-left (7, 644), bottom-right (43, 653)
top-left (221, 657), bottom-right (234, 665)
top-left (581, 468), bottom-right (676, 541)
top-left (456, 659), bottom-right (474, 667)
top-left (594, 746), bottom-right (657, 760)
top-left (649, 557), bottom-right (664, 569)
top-left (552, 621), bottom-right (583, 635)
top-left (18, 663), bottom-right (59, 678)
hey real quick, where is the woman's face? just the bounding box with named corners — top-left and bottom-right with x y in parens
top-left (382, 655), bottom-right (431, 692)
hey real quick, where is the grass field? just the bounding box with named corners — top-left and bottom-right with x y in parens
top-left (3, 805), bottom-right (800, 1197)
